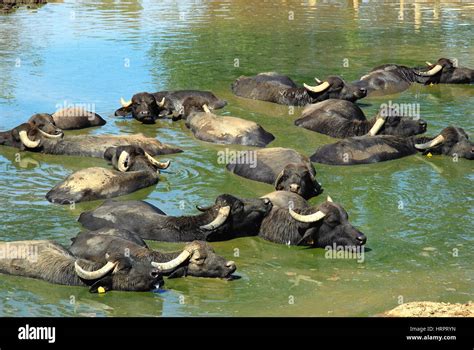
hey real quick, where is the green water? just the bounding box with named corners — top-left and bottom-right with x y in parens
top-left (0, 0), bottom-right (473, 317)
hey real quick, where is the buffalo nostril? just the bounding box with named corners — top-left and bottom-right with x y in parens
top-left (360, 88), bottom-right (367, 94)
top-left (356, 235), bottom-right (367, 245)
top-left (150, 271), bottom-right (160, 278)
top-left (226, 261), bottom-right (235, 268)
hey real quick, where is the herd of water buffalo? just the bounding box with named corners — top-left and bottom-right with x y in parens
top-left (0, 58), bottom-right (472, 293)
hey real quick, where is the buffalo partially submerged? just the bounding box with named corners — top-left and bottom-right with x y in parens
top-left (310, 126), bottom-right (474, 165)
top-left (47, 107), bottom-right (106, 130)
top-left (355, 58), bottom-right (474, 95)
top-left (46, 145), bottom-right (170, 204)
top-left (226, 147), bottom-right (323, 199)
top-left (78, 194), bottom-right (273, 242)
top-left (295, 99), bottom-right (427, 138)
top-left (114, 90), bottom-right (227, 124)
top-left (231, 72), bottom-right (367, 106)
top-left (259, 196), bottom-right (367, 248)
top-left (70, 228), bottom-right (237, 279)
top-left (0, 240), bottom-right (163, 293)
top-left (184, 104), bottom-right (275, 147)
top-left (0, 118), bottom-right (181, 157)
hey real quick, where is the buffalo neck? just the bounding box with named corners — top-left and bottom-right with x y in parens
top-left (281, 88), bottom-right (314, 106)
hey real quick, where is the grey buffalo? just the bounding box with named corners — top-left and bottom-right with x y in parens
top-left (114, 90), bottom-right (227, 124)
top-left (354, 58), bottom-right (474, 96)
top-left (295, 99), bottom-right (427, 138)
top-left (0, 116), bottom-right (181, 157)
top-left (232, 72), bottom-right (367, 106)
top-left (310, 126), bottom-right (474, 165)
top-left (69, 228), bottom-right (237, 279)
top-left (46, 145), bottom-right (170, 204)
top-left (78, 194), bottom-right (273, 242)
top-left (226, 147), bottom-right (323, 199)
top-left (259, 196), bottom-right (367, 248)
top-left (0, 240), bottom-right (163, 293)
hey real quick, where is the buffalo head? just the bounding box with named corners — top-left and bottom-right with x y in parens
top-left (197, 194), bottom-right (273, 241)
top-left (152, 241), bottom-right (237, 279)
top-left (104, 145), bottom-right (170, 173)
top-left (415, 58), bottom-right (474, 84)
top-left (415, 126), bottom-right (474, 160)
top-left (274, 163), bottom-right (323, 199)
top-left (114, 92), bottom-right (167, 124)
top-left (304, 76), bottom-right (367, 102)
top-left (75, 253), bottom-right (163, 292)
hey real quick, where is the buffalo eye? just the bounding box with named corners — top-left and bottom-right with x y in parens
top-left (325, 217), bottom-right (340, 227)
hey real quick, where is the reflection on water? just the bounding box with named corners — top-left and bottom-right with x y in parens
top-left (0, 0), bottom-right (473, 316)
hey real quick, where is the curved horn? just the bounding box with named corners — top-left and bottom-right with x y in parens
top-left (117, 151), bottom-right (130, 172)
top-left (196, 204), bottom-right (213, 212)
top-left (200, 206), bottom-right (231, 231)
top-left (289, 208), bottom-right (326, 223)
top-left (38, 129), bottom-right (63, 139)
top-left (19, 130), bottom-right (41, 148)
top-left (303, 81), bottom-right (330, 93)
top-left (273, 169), bottom-right (285, 189)
top-left (415, 134), bottom-right (445, 150)
top-left (144, 152), bottom-right (170, 169)
top-left (202, 104), bottom-right (211, 114)
top-left (74, 261), bottom-right (117, 280)
top-left (415, 64), bottom-right (443, 76)
top-left (367, 118), bottom-right (386, 136)
top-left (120, 97), bottom-right (132, 108)
top-left (151, 250), bottom-right (191, 272)
top-left (314, 77), bottom-right (322, 84)
top-left (157, 97), bottom-right (165, 108)
top-left (327, 196), bottom-right (334, 203)
top-left (425, 61), bottom-right (433, 66)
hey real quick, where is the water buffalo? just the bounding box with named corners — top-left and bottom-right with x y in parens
top-left (0, 119), bottom-right (182, 157)
top-left (69, 228), bottom-right (237, 279)
top-left (78, 194), bottom-right (273, 242)
top-left (226, 147), bottom-right (323, 199)
top-left (114, 90), bottom-right (227, 124)
top-left (310, 126), bottom-right (474, 165)
top-left (295, 99), bottom-right (427, 138)
top-left (259, 196), bottom-right (367, 248)
top-left (46, 145), bottom-right (170, 204)
top-left (354, 58), bottom-right (474, 95)
top-left (0, 240), bottom-right (163, 293)
top-left (231, 72), bottom-right (367, 106)
top-left (185, 104), bottom-right (275, 147)
top-left (47, 107), bottom-right (106, 130)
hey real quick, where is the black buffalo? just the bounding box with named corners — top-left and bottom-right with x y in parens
top-left (0, 240), bottom-right (163, 293)
top-left (46, 145), bottom-right (170, 204)
top-left (226, 147), bottom-right (323, 199)
top-left (69, 228), bottom-right (237, 279)
top-left (78, 194), bottom-right (273, 242)
top-left (311, 126), bottom-right (474, 165)
top-left (354, 58), bottom-right (474, 95)
top-left (295, 99), bottom-right (427, 138)
top-left (45, 107), bottom-right (106, 130)
top-left (114, 90), bottom-right (227, 124)
top-left (259, 196), bottom-right (367, 248)
top-left (0, 118), bottom-right (181, 157)
top-left (231, 72), bottom-right (367, 106)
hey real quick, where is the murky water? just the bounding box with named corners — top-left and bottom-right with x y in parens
top-left (0, 0), bottom-right (472, 317)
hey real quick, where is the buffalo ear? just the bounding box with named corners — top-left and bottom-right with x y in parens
top-left (89, 276), bottom-right (113, 293)
top-left (274, 170), bottom-right (287, 190)
top-left (11, 128), bottom-right (20, 141)
top-left (114, 106), bottom-right (132, 117)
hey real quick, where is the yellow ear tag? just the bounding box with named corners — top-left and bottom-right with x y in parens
top-left (429, 83), bottom-right (434, 86)
top-left (97, 287), bottom-right (106, 294)
top-left (426, 152), bottom-right (433, 158)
